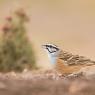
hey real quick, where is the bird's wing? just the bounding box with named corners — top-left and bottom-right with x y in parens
top-left (59, 51), bottom-right (95, 66)
top-left (66, 55), bottom-right (95, 66)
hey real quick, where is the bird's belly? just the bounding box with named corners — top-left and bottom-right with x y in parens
top-left (55, 59), bottom-right (87, 74)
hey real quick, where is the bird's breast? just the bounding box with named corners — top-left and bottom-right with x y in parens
top-left (55, 58), bottom-right (88, 74)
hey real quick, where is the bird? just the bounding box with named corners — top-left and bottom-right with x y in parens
top-left (42, 43), bottom-right (95, 75)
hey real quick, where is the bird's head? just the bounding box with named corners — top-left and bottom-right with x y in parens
top-left (42, 44), bottom-right (60, 56)
top-left (42, 43), bottom-right (61, 64)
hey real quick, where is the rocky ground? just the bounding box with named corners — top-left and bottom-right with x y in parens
top-left (0, 66), bottom-right (95, 95)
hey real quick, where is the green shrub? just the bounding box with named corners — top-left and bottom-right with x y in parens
top-left (0, 9), bottom-right (36, 72)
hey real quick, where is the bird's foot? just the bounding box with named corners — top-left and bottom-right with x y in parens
top-left (66, 72), bottom-right (83, 79)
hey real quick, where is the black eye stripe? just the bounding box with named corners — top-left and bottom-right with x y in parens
top-left (48, 45), bottom-right (52, 48)
top-left (45, 45), bottom-right (59, 51)
top-left (48, 45), bottom-right (57, 49)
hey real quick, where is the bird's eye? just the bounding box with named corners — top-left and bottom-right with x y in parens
top-left (46, 45), bottom-right (49, 48)
top-left (49, 45), bottom-right (52, 48)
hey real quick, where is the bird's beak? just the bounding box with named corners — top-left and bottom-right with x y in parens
top-left (42, 45), bottom-right (47, 49)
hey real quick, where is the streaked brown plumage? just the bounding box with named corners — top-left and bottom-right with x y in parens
top-left (42, 44), bottom-right (95, 75)
top-left (55, 58), bottom-right (94, 75)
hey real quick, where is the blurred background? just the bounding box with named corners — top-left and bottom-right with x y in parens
top-left (0, 0), bottom-right (95, 70)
